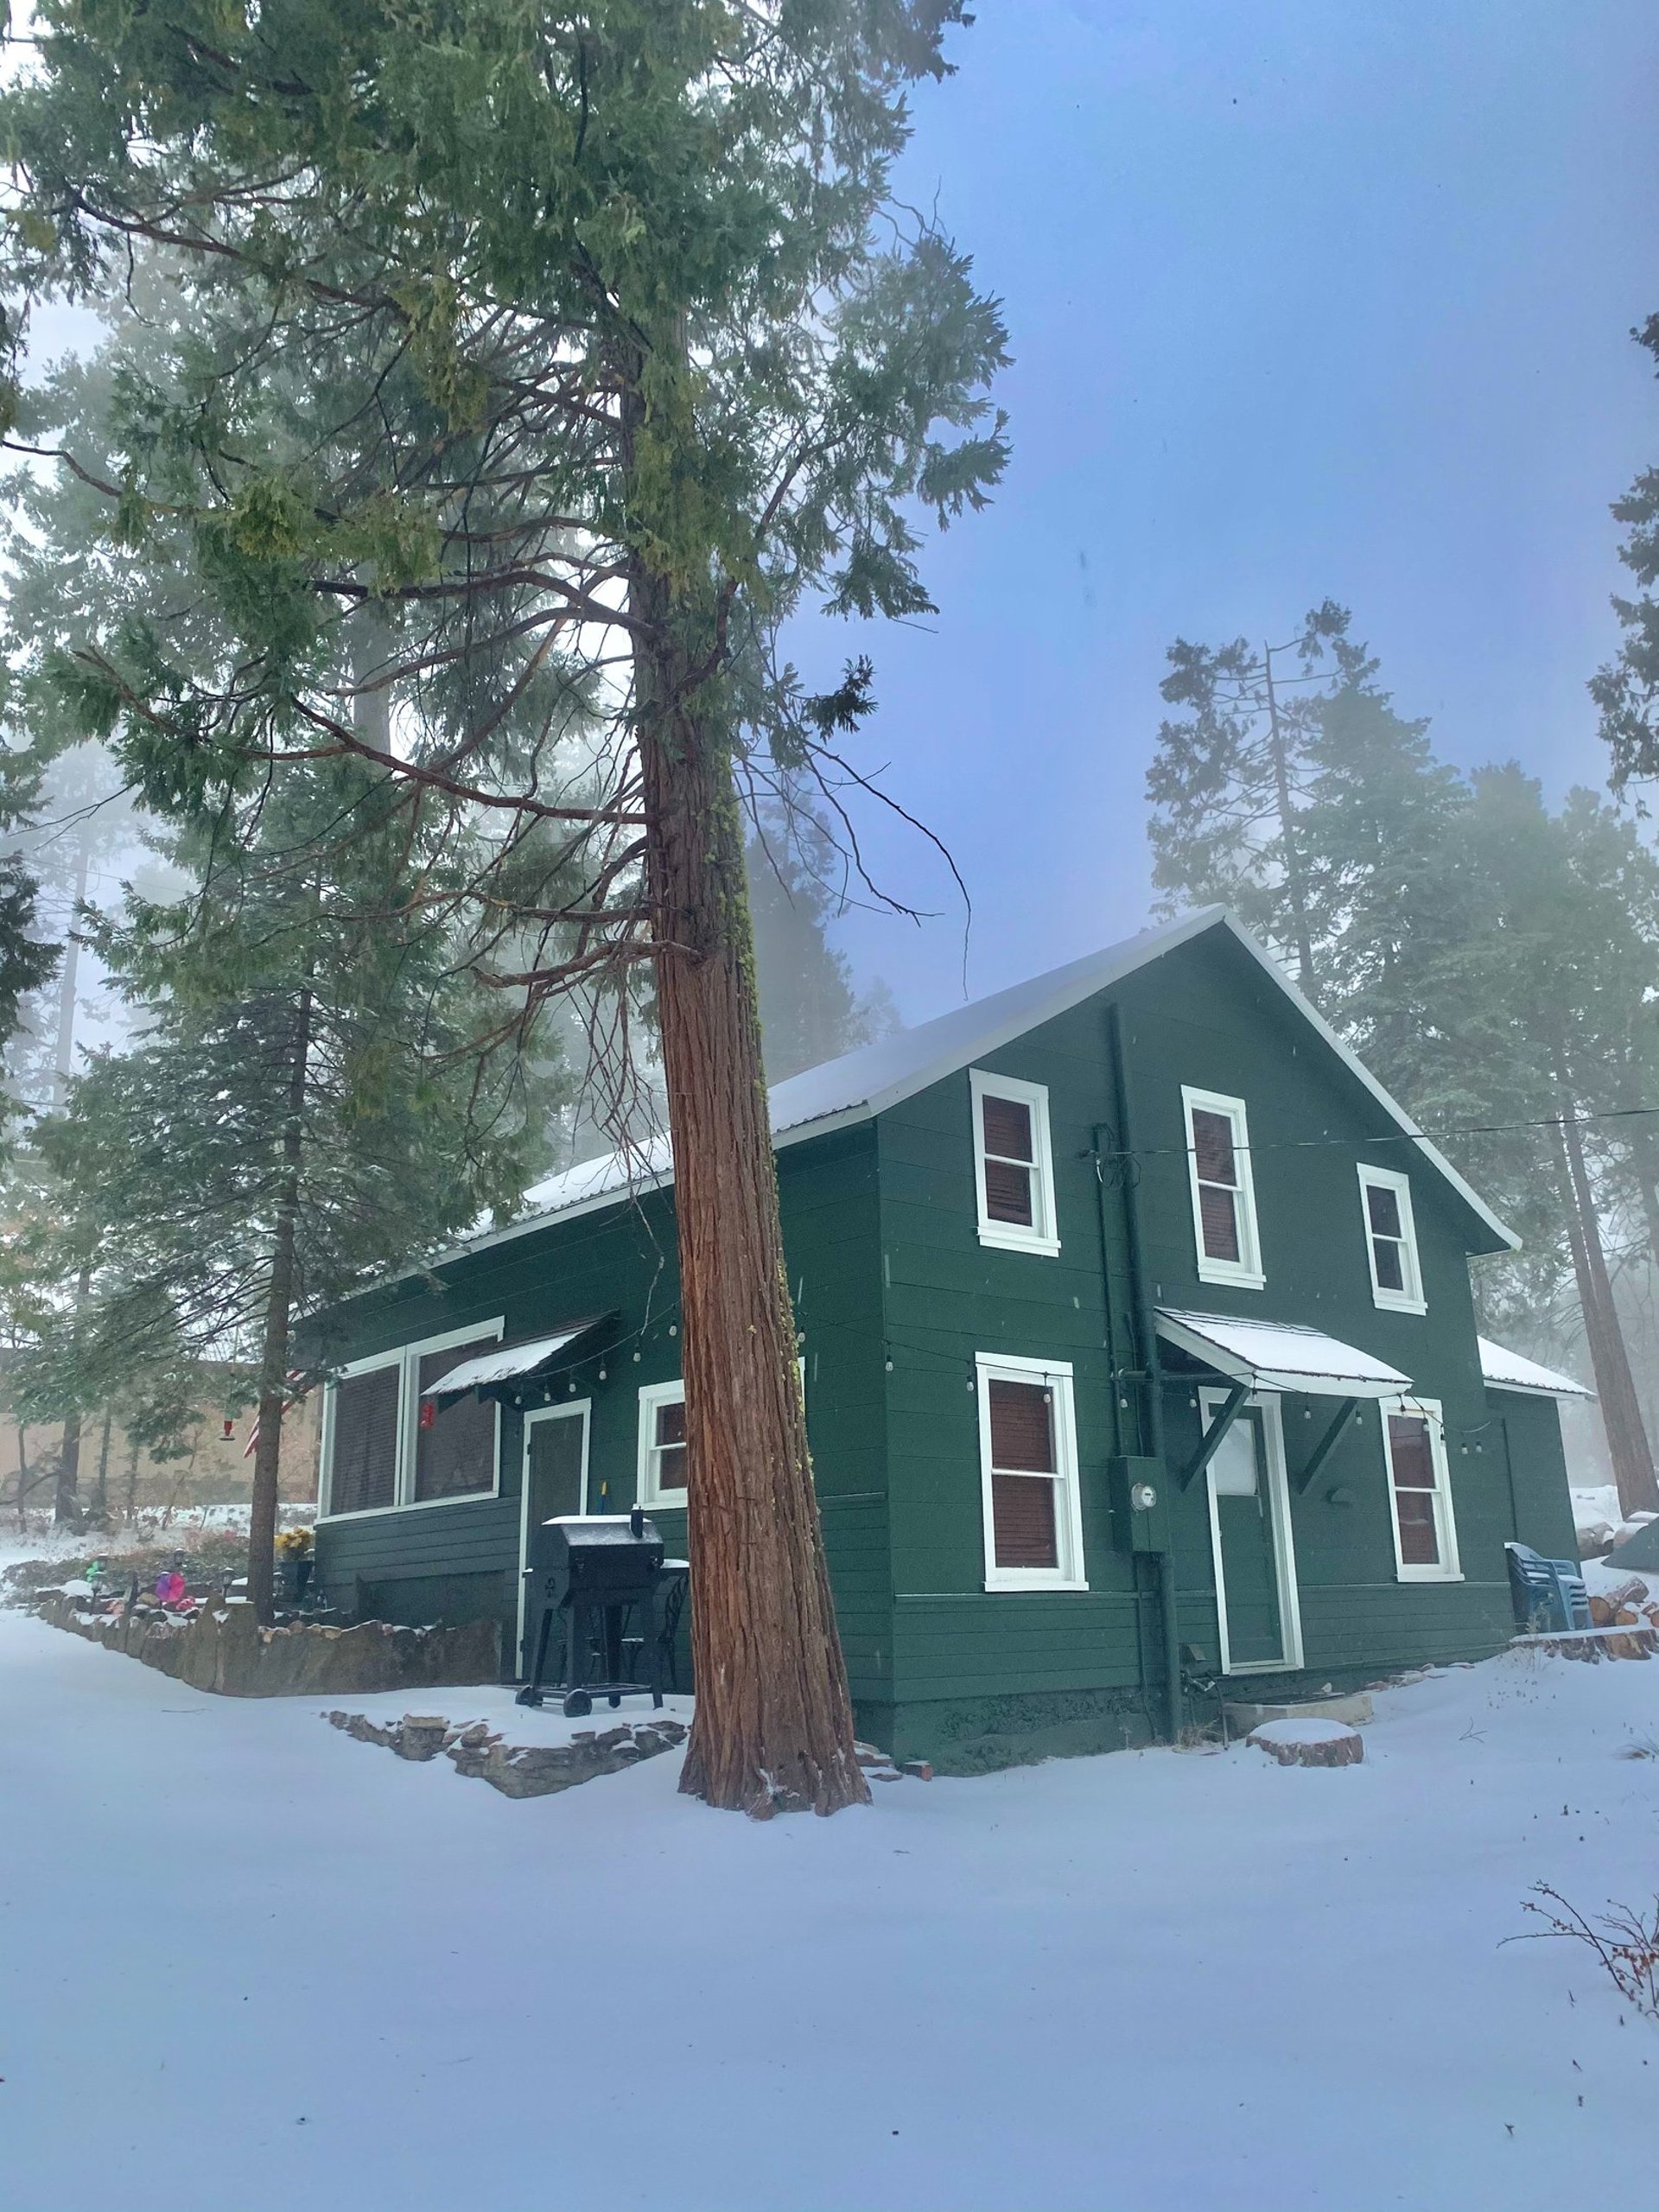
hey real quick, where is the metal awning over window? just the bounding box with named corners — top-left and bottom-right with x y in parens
top-left (1478, 1337), bottom-right (1593, 1401)
top-left (1155, 1308), bottom-right (1411, 1400)
top-left (422, 1317), bottom-right (613, 1399)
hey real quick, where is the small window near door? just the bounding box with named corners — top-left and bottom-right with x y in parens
top-left (1357, 1165), bottom-right (1426, 1313)
top-left (976, 1355), bottom-right (1085, 1591)
top-left (1382, 1397), bottom-right (1461, 1581)
top-left (638, 1381), bottom-right (688, 1504)
top-left (970, 1070), bottom-right (1060, 1255)
top-left (327, 1363), bottom-right (400, 1516)
top-left (1182, 1086), bottom-right (1263, 1287)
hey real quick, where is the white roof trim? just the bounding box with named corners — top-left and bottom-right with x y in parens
top-left (1157, 1307), bottom-right (1413, 1400)
top-left (1478, 1337), bottom-right (1594, 1401)
top-left (421, 1321), bottom-right (607, 1396)
top-left (410, 906), bottom-right (1516, 1276)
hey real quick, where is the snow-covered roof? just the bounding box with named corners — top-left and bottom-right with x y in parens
top-left (1478, 1338), bottom-right (1593, 1401)
top-left (1156, 1309), bottom-right (1413, 1399)
top-left (434, 907), bottom-right (1517, 1272)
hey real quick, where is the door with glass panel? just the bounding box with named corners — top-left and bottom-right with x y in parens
top-left (518, 1402), bottom-right (589, 1675)
top-left (1201, 1390), bottom-right (1302, 1672)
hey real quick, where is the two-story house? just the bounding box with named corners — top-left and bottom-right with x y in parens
top-left (306, 908), bottom-right (1585, 1770)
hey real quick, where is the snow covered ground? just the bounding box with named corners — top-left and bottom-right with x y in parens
top-left (6, 1606), bottom-right (1659, 2210)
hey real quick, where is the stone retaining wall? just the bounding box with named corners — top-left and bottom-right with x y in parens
top-left (33, 1592), bottom-right (499, 1697)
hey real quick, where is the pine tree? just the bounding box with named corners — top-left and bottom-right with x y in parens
top-left (1593, 310), bottom-right (1659, 789)
top-left (1146, 602), bottom-right (1363, 996)
top-left (0, 2), bottom-right (1008, 1811)
top-left (22, 766), bottom-right (562, 1612)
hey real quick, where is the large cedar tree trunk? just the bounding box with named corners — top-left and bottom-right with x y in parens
top-left (632, 579), bottom-right (868, 1818)
top-left (248, 988), bottom-right (312, 1625)
top-left (1554, 1103), bottom-right (1658, 1517)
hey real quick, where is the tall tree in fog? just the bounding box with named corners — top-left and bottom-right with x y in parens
top-left (747, 806), bottom-right (896, 1083)
top-left (1594, 310), bottom-right (1659, 790)
top-left (23, 770), bottom-right (563, 1610)
top-left (1146, 601), bottom-right (1362, 996)
top-left (1151, 619), bottom-right (1659, 1512)
top-left (0, 746), bottom-right (55, 1122)
top-left (0, 1), bottom-right (1008, 1814)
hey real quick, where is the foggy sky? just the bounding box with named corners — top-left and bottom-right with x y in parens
top-left (790, 0), bottom-right (1659, 1021)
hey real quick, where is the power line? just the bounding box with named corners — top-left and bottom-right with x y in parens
top-left (1094, 1103), bottom-right (1659, 1163)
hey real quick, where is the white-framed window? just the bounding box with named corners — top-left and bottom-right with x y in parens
top-left (635, 1363), bottom-right (804, 1509)
top-left (1182, 1085), bottom-right (1264, 1287)
top-left (637, 1379), bottom-right (689, 1507)
top-left (975, 1352), bottom-right (1087, 1592)
top-left (1357, 1164), bottom-right (1427, 1313)
top-left (320, 1318), bottom-right (504, 1519)
top-left (1380, 1395), bottom-right (1462, 1582)
top-left (970, 1069), bottom-right (1060, 1256)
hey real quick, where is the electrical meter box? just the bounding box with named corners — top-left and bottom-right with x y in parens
top-left (1109, 1455), bottom-right (1172, 1554)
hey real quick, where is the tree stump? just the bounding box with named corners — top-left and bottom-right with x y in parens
top-left (1249, 1719), bottom-right (1364, 1767)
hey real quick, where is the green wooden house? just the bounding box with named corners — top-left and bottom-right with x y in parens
top-left (308, 908), bottom-right (1587, 1770)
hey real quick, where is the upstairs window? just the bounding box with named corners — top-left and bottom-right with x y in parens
top-left (1382, 1397), bottom-right (1460, 1582)
top-left (976, 1354), bottom-right (1086, 1592)
top-left (1358, 1165), bottom-right (1426, 1313)
top-left (970, 1070), bottom-right (1060, 1256)
top-left (1182, 1086), bottom-right (1263, 1287)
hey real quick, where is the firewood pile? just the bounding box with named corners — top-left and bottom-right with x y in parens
top-left (1583, 1578), bottom-right (1659, 1660)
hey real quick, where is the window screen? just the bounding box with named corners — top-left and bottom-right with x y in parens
top-left (1387, 1412), bottom-right (1440, 1567)
top-left (329, 1365), bottom-right (400, 1516)
top-left (980, 1093), bottom-right (1035, 1226)
top-left (654, 1396), bottom-right (688, 1493)
top-left (414, 1341), bottom-right (499, 1501)
top-left (987, 1378), bottom-right (1059, 1570)
top-left (1192, 1107), bottom-right (1243, 1262)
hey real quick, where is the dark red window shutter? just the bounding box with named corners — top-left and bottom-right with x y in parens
top-left (1198, 1183), bottom-right (1241, 1262)
top-left (981, 1093), bottom-right (1033, 1164)
top-left (988, 1379), bottom-right (1056, 1472)
top-left (992, 1473), bottom-right (1058, 1569)
top-left (983, 1158), bottom-right (1034, 1226)
top-left (1191, 1107), bottom-right (1236, 1185)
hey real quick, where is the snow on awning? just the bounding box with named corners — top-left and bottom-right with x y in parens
top-left (1478, 1337), bottom-right (1593, 1401)
top-left (1155, 1309), bottom-right (1411, 1400)
top-left (422, 1318), bottom-right (612, 1398)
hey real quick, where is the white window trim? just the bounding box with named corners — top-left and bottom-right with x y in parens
top-left (1198, 1386), bottom-right (1304, 1675)
top-left (1380, 1394), bottom-right (1463, 1584)
top-left (976, 1351), bottom-right (1088, 1593)
top-left (970, 1068), bottom-right (1061, 1257)
top-left (516, 1399), bottom-right (591, 1665)
top-left (1182, 1084), bottom-right (1265, 1288)
top-left (635, 1363), bottom-right (804, 1509)
top-left (1357, 1163), bottom-right (1427, 1314)
top-left (636, 1377), bottom-right (688, 1508)
top-left (318, 1317), bottom-right (505, 1522)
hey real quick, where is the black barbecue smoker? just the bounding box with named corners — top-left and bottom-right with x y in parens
top-left (517, 1508), bottom-right (666, 1716)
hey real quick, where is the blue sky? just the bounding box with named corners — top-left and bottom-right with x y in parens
top-left (791, 0), bottom-right (1659, 1020)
